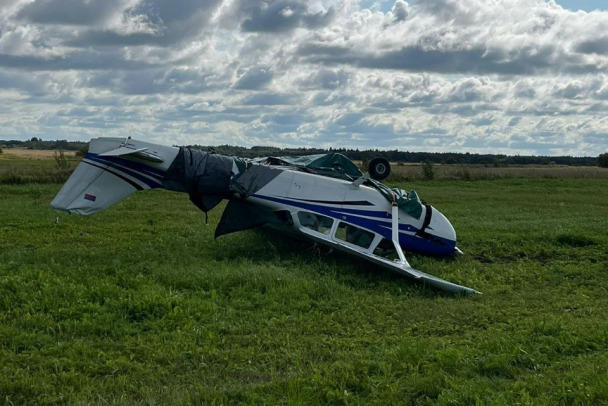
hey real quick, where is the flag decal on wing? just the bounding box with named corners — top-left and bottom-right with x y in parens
top-left (84, 193), bottom-right (97, 202)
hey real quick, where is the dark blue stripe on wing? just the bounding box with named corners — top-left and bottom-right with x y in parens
top-left (85, 153), bottom-right (165, 180)
top-left (84, 154), bottom-right (162, 189)
top-left (83, 160), bottom-right (145, 191)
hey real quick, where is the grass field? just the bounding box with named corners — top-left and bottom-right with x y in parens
top-left (1, 175), bottom-right (607, 405)
top-left (0, 158), bottom-right (60, 183)
top-left (0, 149), bottom-right (77, 159)
top-left (0, 150), bottom-right (78, 185)
top-left (387, 163), bottom-right (608, 180)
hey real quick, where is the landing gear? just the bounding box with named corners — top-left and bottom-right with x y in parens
top-left (368, 157), bottom-right (390, 181)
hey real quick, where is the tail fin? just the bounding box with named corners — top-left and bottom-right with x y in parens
top-left (50, 137), bottom-right (179, 215)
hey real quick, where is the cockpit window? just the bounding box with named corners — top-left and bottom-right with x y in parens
top-left (297, 212), bottom-right (334, 234)
top-left (334, 222), bottom-right (374, 249)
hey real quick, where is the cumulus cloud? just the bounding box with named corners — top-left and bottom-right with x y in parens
top-left (296, 0), bottom-right (606, 76)
top-left (391, 1), bottom-right (409, 22)
top-left (221, 0), bottom-right (335, 33)
top-left (0, 0), bottom-right (607, 155)
top-left (233, 67), bottom-right (274, 89)
top-left (17, 0), bottom-right (125, 25)
top-left (65, 0), bottom-right (224, 47)
top-left (576, 37), bottom-right (608, 55)
top-left (298, 69), bottom-right (350, 90)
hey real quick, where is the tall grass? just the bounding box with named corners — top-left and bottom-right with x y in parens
top-left (0, 152), bottom-right (77, 185)
top-left (388, 163), bottom-right (608, 181)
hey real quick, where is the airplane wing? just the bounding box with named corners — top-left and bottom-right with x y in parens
top-left (389, 264), bottom-right (481, 295)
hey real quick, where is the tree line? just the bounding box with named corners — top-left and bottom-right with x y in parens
top-left (188, 144), bottom-right (600, 167)
top-left (0, 138), bottom-right (88, 152)
top-left (0, 138), bottom-right (605, 167)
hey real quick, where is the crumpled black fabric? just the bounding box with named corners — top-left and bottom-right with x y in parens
top-left (229, 165), bottom-right (282, 198)
top-left (163, 147), bottom-right (234, 214)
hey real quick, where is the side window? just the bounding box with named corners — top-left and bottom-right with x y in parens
top-left (297, 212), bottom-right (334, 234)
top-left (334, 222), bottom-right (374, 249)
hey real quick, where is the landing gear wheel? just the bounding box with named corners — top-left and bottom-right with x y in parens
top-left (369, 157), bottom-right (390, 180)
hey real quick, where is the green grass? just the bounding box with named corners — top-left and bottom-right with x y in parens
top-left (1, 179), bottom-right (608, 405)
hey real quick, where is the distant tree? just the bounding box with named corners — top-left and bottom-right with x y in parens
top-left (54, 151), bottom-right (70, 172)
top-left (421, 161), bottom-right (435, 180)
top-left (599, 153), bottom-right (608, 168)
top-left (0, 146), bottom-right (3, 154)
top-left (75, 144), bottom-right (89, 158)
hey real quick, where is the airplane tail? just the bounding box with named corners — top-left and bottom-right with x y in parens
top-left (50, 137), bottom-right (179, 215)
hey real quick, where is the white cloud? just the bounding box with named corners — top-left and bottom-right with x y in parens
top-left (0, 0), bottom-right (607, 155)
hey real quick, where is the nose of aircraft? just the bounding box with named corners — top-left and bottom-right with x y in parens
top-left (428, 206), bottom-right (456, 240)
top-left (420, 206), bottom-right (457, 255)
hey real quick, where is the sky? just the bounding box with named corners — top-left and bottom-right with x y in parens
top-left (1, 0), bottom-right (607, 156)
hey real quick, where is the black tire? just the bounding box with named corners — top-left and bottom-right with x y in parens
top-left (369, 157), bottom-right (390, 180)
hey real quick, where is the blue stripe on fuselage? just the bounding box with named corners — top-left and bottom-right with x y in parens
top-left (253, 194), bottom-right (455, 255)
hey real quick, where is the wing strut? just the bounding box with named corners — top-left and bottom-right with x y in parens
top-left (389, 197), bottom-right (481, 294)
top-left (350, 173), bottom-right (370, 189)
top-left (391, 201), bottom-right (409, 266)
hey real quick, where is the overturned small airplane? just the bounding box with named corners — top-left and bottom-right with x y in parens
top-left (51, 137), bottom-right (479, 294)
